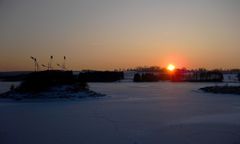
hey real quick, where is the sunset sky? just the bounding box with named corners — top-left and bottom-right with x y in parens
top-left (0, 0), bottom-right (240, 71)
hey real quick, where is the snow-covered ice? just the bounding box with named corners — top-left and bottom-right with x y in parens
top-left (0, 82), bottom-right (240, 144)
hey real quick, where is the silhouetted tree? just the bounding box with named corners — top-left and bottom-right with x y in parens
top-left (142, 73), bottom-right (159, 82)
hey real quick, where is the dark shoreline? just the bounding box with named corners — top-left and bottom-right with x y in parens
top-left (200, 86), bottom-right (240, 95)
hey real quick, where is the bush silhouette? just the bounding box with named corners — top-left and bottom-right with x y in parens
top-left (78, 71), bottom-right (124, 82)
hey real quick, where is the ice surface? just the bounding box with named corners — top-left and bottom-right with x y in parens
top-left (0, 82), bottom-right (240, 144)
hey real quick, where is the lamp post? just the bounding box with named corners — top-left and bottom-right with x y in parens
top-left (30, 56), bottom-right (39, 72)
top-left (48, 56), bottom-right (53, 70)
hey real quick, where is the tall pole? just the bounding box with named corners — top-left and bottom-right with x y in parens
top-left (35, 58), bottom-right (40, 72)
top-left (31, 56), bottom-right (37, 72)
top-left (63, 56), bottom-right (66, 70)
top-left (48, 56), bottom-right (53, 70)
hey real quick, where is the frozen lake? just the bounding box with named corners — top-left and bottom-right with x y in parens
top-left (0, 82), bottom-right (240, 144)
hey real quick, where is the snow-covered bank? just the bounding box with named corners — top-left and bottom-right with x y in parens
top-left (0, 84), bottom-right (105, 101)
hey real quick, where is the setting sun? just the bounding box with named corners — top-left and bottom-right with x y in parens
top-left (167, 64), bottom-right (176, 71)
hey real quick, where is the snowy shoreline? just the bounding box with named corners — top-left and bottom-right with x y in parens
top-left (200, 85), bottom-right (240, 95)
top-left (0, 84), bottom-right (106, 101)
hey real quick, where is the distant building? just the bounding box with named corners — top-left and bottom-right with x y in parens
top-left (223, 73), bottom-right (239, 83)
top-left (123, 71), bottom-right (135, 82)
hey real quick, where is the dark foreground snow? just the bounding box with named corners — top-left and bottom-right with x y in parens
top-left (0, 82), bottom-right (240, 144)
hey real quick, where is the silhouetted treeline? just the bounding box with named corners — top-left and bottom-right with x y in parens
top-left (128, 66), bottom-right (240, 73)
top-left (133, 70), bottom-right (224, 82)
top-left (130, 66), bottom-right (162, 72)
top-left (188, 70), bottom-right (223, 82)
top-left (17, 70), bottom-right (76, 92)
top-left (171, 69), bottom-right (187, 82)
top-left (133, 73), bottom-right (159, 82)
top-left (78, 71), bottom-right (124, 82)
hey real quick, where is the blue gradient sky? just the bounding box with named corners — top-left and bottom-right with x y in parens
top-left (0, 0), bottom-right (240, 71)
